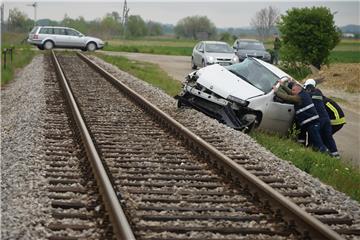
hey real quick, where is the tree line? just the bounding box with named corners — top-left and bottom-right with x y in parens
top-left (4, 6), bottom-right (340, 68)
top-left (4, 8), bottom-right (163, 39)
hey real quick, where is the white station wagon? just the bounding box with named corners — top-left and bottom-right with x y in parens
top-left (28, 26), bottom-right (104, 51)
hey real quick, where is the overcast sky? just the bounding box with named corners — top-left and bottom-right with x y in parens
top-left (3, 1), bottom-right (359, 28)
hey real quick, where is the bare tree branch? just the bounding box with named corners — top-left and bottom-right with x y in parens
top-left (250, 6), bottom-right (280, 40)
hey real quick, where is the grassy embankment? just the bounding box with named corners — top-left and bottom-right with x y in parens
top-left (97, 52), bottom-right (360, 202)
top-left (96, 53), bottom-right (182, 96)
top-left (1, 33), bottom-right (37, 85)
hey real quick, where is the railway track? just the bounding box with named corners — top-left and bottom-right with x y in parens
top-left (42, 50), bottom-right (359, 239)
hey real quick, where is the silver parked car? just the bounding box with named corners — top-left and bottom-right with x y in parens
top-left (191, 41), bottom-right (239, 69)
top-left (177, 57), bottom-right (294, 134)
top-left (233, 39), bottom-right (271, 63)
top-left (27, 26), bottom-right (104, 51)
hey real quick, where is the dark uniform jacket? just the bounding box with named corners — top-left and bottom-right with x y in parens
top-left (295, 91), bottom-right (320, 127)
top-left (307, 88), bottom-right (330, 121)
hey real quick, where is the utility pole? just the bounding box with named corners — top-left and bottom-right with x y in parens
top-left (27, 2), bottom-right (37, 26)
top-left (0, 3), bottom-right (4, 32)
top-left (122, 0), bottom-right (129, 38)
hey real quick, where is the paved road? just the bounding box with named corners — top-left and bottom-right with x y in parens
top-left (99, 51), bottom-right (360, 168)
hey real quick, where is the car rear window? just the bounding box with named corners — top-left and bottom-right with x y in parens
top-left (30, 27), bottom-right (39, 34)
top-left (53, 28), bottom-right (66, 35)
top-left (39, 27), bottom-right (53, 34)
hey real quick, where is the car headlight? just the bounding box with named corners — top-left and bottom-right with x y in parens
top-left (232, 56), bottom-right (239, 62)
top-left (207, 56), bottom-right (215, 63)
top-left (227, 95), bottom-right (249, 107)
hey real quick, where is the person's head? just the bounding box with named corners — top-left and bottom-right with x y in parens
top-left (304, 78), bottom-right (316, 88)
top-left (291, 83), bottom-right (303, 95)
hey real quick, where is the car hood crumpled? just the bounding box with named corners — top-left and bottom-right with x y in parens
top-left (196, 64), bottom-right (264, 101)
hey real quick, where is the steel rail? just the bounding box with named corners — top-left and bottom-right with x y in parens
top-left (51, 50), bottom-right (136, 240)
top-left (77, 52), bottom-right (344, 240)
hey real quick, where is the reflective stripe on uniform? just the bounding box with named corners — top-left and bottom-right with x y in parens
top-left (331, 117), bottom-right (346, 125)
top-left (296, 103), bottom-right (315, 115)
top-left (326, 102), bottom-right (346, 125)
top-left (300, 115), bottom-right (319, 126)
top-left (312, 95), bottom-right (323, 100)
top-left (326, 102), bottom-right (340, 119)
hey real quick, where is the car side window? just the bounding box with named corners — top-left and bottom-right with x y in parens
top-left (66, 29), bottom-right (79, 36)
top-left (53, 28), bottom-right (66, 35)
top-left (39, 27), bottom-right (53, 34)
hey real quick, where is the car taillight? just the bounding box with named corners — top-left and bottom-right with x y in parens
top-left (33, 34), bottom-right (38, 39)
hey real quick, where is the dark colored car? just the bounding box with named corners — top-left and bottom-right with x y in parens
top-left (233, 39), bottom-right (271, 63)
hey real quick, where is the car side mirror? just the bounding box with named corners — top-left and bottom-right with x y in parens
top-left (79, 34), bottom-right (84, 37)
top-left (199, 49), bottom-right (204, 53)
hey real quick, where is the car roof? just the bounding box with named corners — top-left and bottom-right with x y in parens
top-left (202, 41), bottom-right (229, 45)
top-left (236, 39), bottom-right (261, 42)
top-left (37, 26), bottom-right (72, 29)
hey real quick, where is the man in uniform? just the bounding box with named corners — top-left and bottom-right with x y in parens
top-left (304, 79), bottom-right (346, 134)
top-left (304, 79), bottom-right (340, 158)
top-left (273, 81), bottom-right (328, 153)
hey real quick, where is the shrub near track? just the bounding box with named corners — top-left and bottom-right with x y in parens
top-left (96, 53), bottom-right (360, 202)
top-left (1, 33), bottom-right (37, 86)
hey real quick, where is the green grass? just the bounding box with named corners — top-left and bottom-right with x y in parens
top-left (106, 38), bottom-right (360, 63)
top-left (97, 52), bottom-right (360, 202)
top-left (251, 130), bottom-right (360, 202)
top-left (95, 53), bottom-right (182, 96)
top-left (1, 32), bottom-right (37, 85)
top-left (105, 44), bottom-right (193, 56)
top-left (1, 47), bottom-right (36, 86)
top-left (329, 51), bottom-right (360, 63)
top-left (105, 38), bottom-right (195, 56)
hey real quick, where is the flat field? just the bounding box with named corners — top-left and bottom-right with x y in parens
top-left (106, 37), bottom-right (360, 63)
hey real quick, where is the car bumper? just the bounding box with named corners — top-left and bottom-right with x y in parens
top-left (27, 39), bottom-right (42, 45)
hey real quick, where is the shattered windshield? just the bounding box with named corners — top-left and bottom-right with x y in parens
top-left (205, 43), bottom-right (233, 53)
top-left (225, 58), bottom-right (279, 93)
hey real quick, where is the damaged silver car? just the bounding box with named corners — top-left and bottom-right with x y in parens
top-left (177, 57), bottom-right (295, 134)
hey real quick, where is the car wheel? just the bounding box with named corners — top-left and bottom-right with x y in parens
top-left (202, 60), bottom-right (206, 68)
top-left (43, 41), bottom-right (54, 50)
top-left (191, 57), bottom-right (197, 70)
top-left (86, 42), bottom-right (96, 52)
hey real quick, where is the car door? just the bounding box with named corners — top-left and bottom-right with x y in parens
top-left (53, 28), bottom-right (68, 47)
top-left (264, 99), bottom-right (294, 134)
top-left (66, 28), bottom-right (85, 48)
top-left (194, 42), bottom-right (204, 66)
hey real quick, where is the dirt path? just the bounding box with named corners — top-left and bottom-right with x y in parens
top-left (99, 51), bottom-right (360, 168)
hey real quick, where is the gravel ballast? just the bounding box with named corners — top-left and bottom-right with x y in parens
top-left (1, 55), bottom-right (50, 239)
top-left (89, 55), bottom-right (360, 231)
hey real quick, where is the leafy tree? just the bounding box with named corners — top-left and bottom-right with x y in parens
top-left (174, 15), bottom-right (216, 39)
top-left (219, 32), bottom-right (236, 44)
top-left (147, 21), bottom-right (163, 36)
top-left (278, 7), bottom-right (341, 69)
top-left (100, 14), bottom-right (123, 38)
top-left (7, 8), bottom-right (33, 32)
top-left (126, 15), bottom-right (147, 37)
